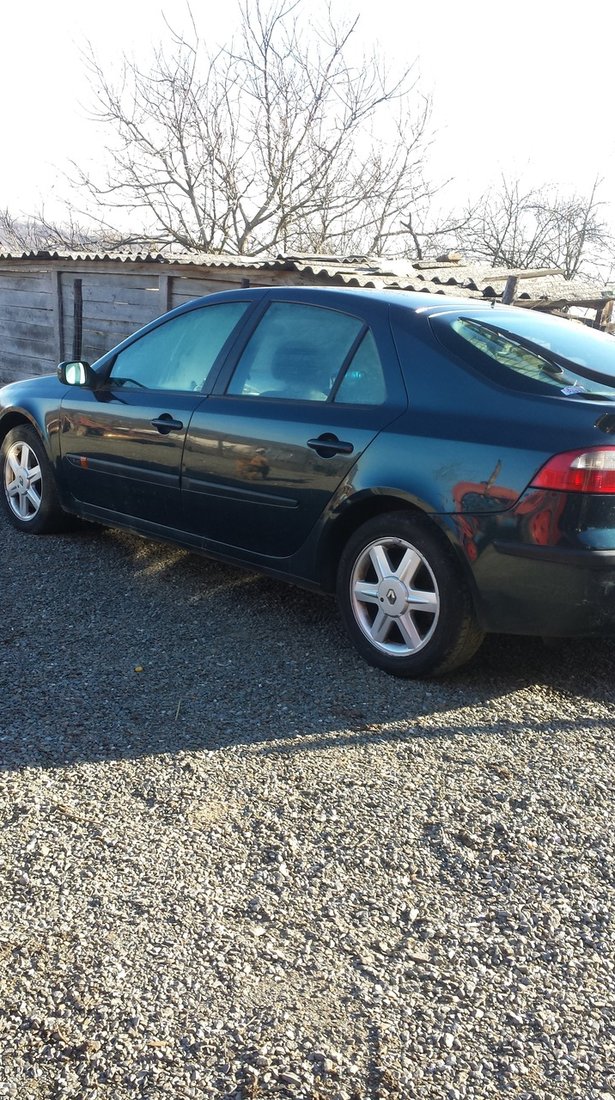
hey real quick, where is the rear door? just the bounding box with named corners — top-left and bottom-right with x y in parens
top-left (181, 297), bottom-right (407, 557)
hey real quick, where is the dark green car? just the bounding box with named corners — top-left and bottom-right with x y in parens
top-left (2, 286), bottom-right (615, 676)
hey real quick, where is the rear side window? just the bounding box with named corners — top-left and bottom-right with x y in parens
top-left (226, 302), bottom-right (386, 403)
top-left (334, 330), bottom-right (387, 404)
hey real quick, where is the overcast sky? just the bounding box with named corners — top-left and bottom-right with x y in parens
top-left (4, 0), bottom-right (615, 226)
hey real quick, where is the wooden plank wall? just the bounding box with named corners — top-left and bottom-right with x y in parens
top-left (61, 270), bottom-right (163, 365)
top-left (0, 270), bottom-right (56, 384)
top-left (170, 274), bottom-right (247, 308)
top-left (0, 263), bottom-right (285, 384)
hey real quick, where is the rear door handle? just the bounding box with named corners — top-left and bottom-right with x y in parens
top-left (151, 414), bottom-right (184, 434)
top-left (307, 433), bottom-right (354, 457)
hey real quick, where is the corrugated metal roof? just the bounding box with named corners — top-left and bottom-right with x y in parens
top-left (0, 248), bottom-right (606, 301)
top-left (0, 249), bottom-right (169, 264)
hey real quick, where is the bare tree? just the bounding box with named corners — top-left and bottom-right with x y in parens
top-left (400, 202), bottom-right (478, 261)
top-left (0, 207), bottom-right (137, 254)
top-left (76, 0), bottom-right (440, 256)
top-left (538, 178), bottom-right (612, 279)
top-left (458, 179), bottom-right (550, 269)
top-left (455, 176), bottom-right (612, 278)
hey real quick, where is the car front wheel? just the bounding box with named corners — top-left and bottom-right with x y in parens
top-left (1, 425), bottom-right (66, 534)
top-left (336, 511), bottom-right (484, 677)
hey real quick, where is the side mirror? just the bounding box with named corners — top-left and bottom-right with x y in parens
top-left (57, 361), bottom-right (93, 387)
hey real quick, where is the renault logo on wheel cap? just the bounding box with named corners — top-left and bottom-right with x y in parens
top-left (387, 588), bottom-right (396, 604)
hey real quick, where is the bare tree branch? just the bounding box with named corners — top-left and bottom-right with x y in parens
top-left (454, 176), bottom-right (613, 278)
top-left (72, 0), bottom-right (438, 256)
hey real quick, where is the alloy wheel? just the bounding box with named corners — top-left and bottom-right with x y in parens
top-left (349, 536), bottom-right (440, 656)
top-left (4, 440), bottom-right (43, 522)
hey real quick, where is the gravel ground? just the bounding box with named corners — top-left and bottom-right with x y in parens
top-left (1, 516), bottom-right (614, 1100)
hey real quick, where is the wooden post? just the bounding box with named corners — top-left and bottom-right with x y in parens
top-left (72, 279), bottom-right (83, 361)
top-left (159, 273), bottom-right (172, 313)
top-left (596, 298), bottom-right (614, 330)
top-left (502, 276), bottom-right (519, 305)
top-left (51, 268), bottom-right (64, 363)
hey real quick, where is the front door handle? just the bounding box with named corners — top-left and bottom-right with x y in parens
top-left (151, 414), bottom-right (184, 434)
top-left (307, 433), bottom-right (354, 458)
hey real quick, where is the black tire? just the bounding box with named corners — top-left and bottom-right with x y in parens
top-left (336, 510), bottom-right (484, 678)
top-left (1, 425), bottom-right (67, 534)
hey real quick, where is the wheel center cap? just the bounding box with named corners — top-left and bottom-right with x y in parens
top-left (377, 576), bottom-right (407, 616)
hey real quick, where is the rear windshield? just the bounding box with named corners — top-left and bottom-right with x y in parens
top-left (431, 308), bottom-right (615, 399)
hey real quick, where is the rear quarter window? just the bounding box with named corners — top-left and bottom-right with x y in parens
top-left (431, 313), bottom-right (615, 399)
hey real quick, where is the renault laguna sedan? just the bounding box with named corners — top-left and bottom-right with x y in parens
top-left (2, 286), bottom-right (615, 677)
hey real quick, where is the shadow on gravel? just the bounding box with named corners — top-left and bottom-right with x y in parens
top-left (2, 521), bottom-right (614, 772)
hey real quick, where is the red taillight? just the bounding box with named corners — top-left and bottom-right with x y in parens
top-left (531, 447), bottom-right (615, 493)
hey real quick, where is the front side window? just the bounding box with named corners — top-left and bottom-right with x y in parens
top-left (109, 302), bottom-right (249, 392)
top-left (227, 302), bottom-right (366, 401)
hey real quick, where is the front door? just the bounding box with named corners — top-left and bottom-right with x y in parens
top-left (59, 299), bottom-right (252, 527)
top-left (59, 387), bottom-right (205, 526)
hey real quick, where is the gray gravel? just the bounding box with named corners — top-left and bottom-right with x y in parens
top-left (1, 517), bottom-right (614, 1099)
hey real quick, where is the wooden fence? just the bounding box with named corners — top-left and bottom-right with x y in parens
top-left (0, 262), bottom-right (272, 385)
top-left (0, 269), bottom-right (58, 383)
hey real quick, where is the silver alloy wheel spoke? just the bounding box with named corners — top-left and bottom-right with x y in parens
top-left (397, 546), bottom-right (422, 586)
top-left (407, 587), bottom-right (439, 614)
top-left (397, 612), bottom-right (424, 651)
top-left (353, 580), bottom-right (380, 604)
top-left (369, 544), bottom-right (391, 582)
top-left (371, 609), bottom-right (391, 644)
top-left (350, 534), bottom-right (440, 657)
top-left (7, 452), bottom-right (20, 476)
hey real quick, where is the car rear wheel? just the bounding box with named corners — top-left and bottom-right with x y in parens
top-left (336, 511), bottom-right (484, 677)
top-left (1, 425), bottom-right (66, 534)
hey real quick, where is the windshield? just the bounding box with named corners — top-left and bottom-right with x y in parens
top-left (431, 308), bottom-right (615, 399)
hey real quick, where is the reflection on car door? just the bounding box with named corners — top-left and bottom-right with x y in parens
top-left (59, 387), bottom-right (207, 527)
top-left (182, 400), bottom-right (401, 556)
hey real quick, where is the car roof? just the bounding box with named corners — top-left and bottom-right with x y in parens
top-left (189, 284), bottom-right (500, 316)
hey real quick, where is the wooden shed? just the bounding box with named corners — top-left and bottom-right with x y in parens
top-left (0, 249), bottom-right (611, 385)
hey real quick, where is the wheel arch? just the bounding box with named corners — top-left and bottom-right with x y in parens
top-left (0, 414), bottom-right (69, 533)
top-left (0, 411), bottom-right (40, 447)
top-left (317, 491), bottom-right (468, 594)
top-left (314, 492), bottom-right (484, 616)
